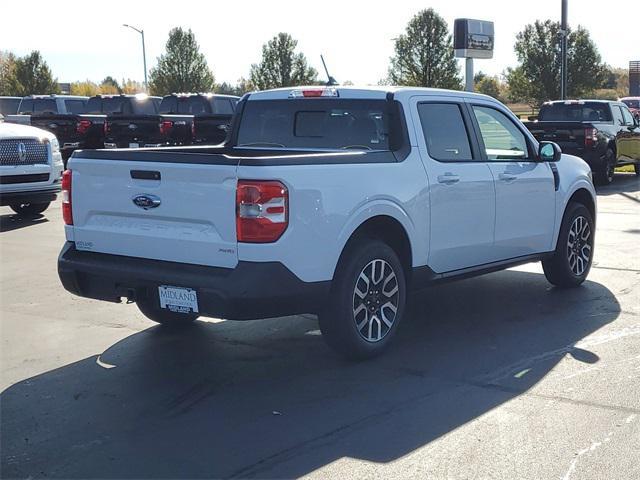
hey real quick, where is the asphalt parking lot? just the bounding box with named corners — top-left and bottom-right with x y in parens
top-left (1, 173), bottom-right (639, 480)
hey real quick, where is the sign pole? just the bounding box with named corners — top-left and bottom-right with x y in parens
top-left (465, 58), bottom-right (474, 92)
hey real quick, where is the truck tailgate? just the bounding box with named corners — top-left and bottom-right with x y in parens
top-left (69, 154), bottom-right (238, 268)
top-left (524, 121), bottom-right (588, 150)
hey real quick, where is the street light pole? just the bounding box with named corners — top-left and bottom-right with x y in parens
top-left (560, 0), bottom-right (568, 100)
top-left (123, 24), bottom-right (148, 92)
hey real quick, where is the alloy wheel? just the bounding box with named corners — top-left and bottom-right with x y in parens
top-left (567, 215), bottom-right (592, 276)
top-left (352, 259), bottom-right (400, 342)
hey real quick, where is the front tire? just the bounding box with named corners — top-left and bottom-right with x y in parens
top-left (542, 202), bottom-right (594, 288)
top-left (319, 239), bottom-right (406, 360)
top-left (136, 290), bottom-right (199, 327)
top-left (10, 202), bottom-right (51, 217)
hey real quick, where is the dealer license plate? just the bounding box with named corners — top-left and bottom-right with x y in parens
top-left (158, 286), bottom-right (199, 314)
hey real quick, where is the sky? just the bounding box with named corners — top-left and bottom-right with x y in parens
top-left (1, 0), bottom-right (638, 86)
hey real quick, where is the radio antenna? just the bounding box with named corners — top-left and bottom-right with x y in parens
top-left (321, 54), bottom-right (338, 86)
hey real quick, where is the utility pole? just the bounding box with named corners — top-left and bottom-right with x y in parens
top-left (123, 24), bottom-right (148, 92)
top-left (559, 0), bottom-right (568, 100)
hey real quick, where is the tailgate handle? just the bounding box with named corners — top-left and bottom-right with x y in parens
top-left (130, 170), bottom-right (161, 180)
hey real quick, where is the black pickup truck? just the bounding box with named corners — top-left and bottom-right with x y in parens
top-left (104, 95), bottom-right (193, 148)
top-left (159, 93), bottom-right (239, 145)
top-left (29, 95), bottom-right (120, 164)
top-left (524, 100), bottom-right (640, 184)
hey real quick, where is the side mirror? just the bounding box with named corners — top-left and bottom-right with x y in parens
top-left (539, 141), bottom-right (561, 162)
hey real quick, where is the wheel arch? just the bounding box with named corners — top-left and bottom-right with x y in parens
top-left (334, 211), bottom-right (416, 282)
top-left (567, 187), bottom-right (596, 224)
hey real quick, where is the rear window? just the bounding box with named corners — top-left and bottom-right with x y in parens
top-left (132, 98), bottom-right (159, 115)
top-left (237, 99), bottom-right (391, 150)
top-left (19, 98), bottom-right (58, 114)
top-left (64, 99), bottom-right (87, 114)
top-left (622, 99), bottom-right (639, 109)
top-left (86, 97), bottom-right (123, 114)
top-left (0, 98), bottom-right (21, 115)
top-left (160, 96), bottom-right (212, 115)
top-left (538, 102), bottom-right (613, 122)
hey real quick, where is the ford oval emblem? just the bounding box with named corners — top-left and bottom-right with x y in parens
top-left (132, 194), bottom-right (161, 210)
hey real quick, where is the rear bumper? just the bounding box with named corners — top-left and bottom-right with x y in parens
top-left (58, 242), bottom-right (330, 320)
top-left (0, 186), bottom-right (60, 206)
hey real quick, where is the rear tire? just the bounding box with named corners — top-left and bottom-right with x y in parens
top-left (595, 149), bottom-right (615, 185)
top-left (542, 202), bottom-right (594, 288)
top-left (9, 202), bottom-right (51, 217)
top-left (136, 290), bottom-right (198, 327)
top-left (319, 239), bottom-right (406, 360)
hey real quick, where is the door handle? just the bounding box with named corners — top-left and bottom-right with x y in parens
top-left (499, 173), bottom-right (517, 182)
top-left (437, 173), bottom-right (460, 184)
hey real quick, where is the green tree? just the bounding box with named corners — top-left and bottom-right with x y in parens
top-left (70, 80), bottom-right (100, 96)
top-left (509, 20), bottom-right (606, 105)
top-left (388, 9), bottom-right (462, 89)
top-left (100, 76), bottom-right (121, 94)
top-left (249, 33), bottom-right (318, 90)
top-left (0, 51), bottom-right (19, 95)
top-left (476, 76), bottom-right (502, 100)
top-left (12, 51), bottom-right (60, 95)
top-left (149, 27), bottom-right (215, 95)
top-left (214, 79), bottom-right (254, 96)
top-left (121, 78), bottom-right (145, 94)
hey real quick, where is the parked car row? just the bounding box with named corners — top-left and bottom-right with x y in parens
top-left (0, 93), bottom-right (239, 165)
top-left (523, 99), bottom-right (640, 184)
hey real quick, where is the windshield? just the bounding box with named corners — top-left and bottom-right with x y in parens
top-left (538, 102), bottom-right (613, 122)
top-left (237, 99), bottom-right (391, 150)
top-left (622, 99), bottom-right (640, 109)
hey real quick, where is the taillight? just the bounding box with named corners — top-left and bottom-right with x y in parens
top-left (236, 180), bottom-right (288, 243)
top-left (584, 128), bottom-right (598, 148)
top-left (191, 121), bottom-right (196, 139)
top-left (159, 120), bottom-right (173, 135)
top-left (62, 170), bottom-right (73, 225)
top-left (76, 119), bottom-right (92, 135)
top-left (103, 121), bottom-right (110, 136)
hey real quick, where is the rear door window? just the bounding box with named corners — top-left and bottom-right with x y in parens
top-left (417, 103), bottom-right (473, 161)
top-left (612, 106), bottom-right (625, 126)
top-left (621, 106), bottom-right (635, 126)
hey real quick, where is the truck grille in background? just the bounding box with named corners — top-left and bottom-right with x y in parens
top-left (0, 139), bottom-right (49, 166)
top-left (0, 173), bottom-right (50, 184)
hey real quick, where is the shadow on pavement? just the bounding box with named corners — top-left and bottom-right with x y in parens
top-left (0, 269), bottom-right (621, 479)
top-left (0, 213), bottom-right (49, 233)
top-left (596, 172), bottom-right (639, 196)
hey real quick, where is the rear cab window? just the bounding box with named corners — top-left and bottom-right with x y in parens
top-left (237, 99), bottom-right (392, 151)
top-left (19, 98), bottom-right (58, 114)
top-left (64, 99), bottom-right (87, 114)
top-left (417, 103), bottom-right (473, 161)
top-left (538, 102), bottom-right (613, 122)
top-left (622, 99), bottom-right (639, 110)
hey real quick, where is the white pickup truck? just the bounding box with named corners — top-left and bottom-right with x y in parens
top-left (58, 86), bottom-right (597, 358)
top-left (0, 122), bottom-right (64, 216)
